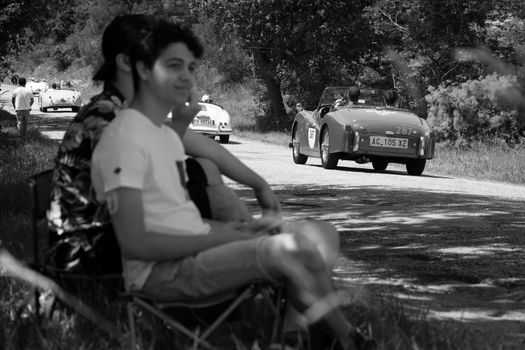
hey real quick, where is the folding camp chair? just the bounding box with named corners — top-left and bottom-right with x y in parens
top-left (124, 283), bottom-right (285, 349)
top-left (29, 168), bottom-right (287, 349)
top-left (27, 168), bottom-right (125, 344)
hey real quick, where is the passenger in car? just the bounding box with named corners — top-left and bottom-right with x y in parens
top-left (348, 86), bottom-right (361, 105)
top-left (384, 90), bottom-right (398, 107)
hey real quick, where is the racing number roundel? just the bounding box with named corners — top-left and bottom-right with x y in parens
top-left (308, 128), bottom-right (316, 149)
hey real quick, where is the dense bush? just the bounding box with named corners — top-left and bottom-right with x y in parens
top-left (425, 73), bottom-right (523, 145)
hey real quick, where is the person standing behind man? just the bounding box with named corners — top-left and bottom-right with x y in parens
top-left (11, 77), bottom-right (34, 138)
top-left (348, 86), bottom-right (361, 105)
top-left (384, 90), bottom-right (398, 107)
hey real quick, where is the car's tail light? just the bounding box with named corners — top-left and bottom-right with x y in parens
top-left (418, 136), bottom-right (425, 156)
top-left (353, 131), bottom-right (360, 152)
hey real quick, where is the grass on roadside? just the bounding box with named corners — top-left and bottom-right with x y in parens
top-left (426, 141), bottom-right (525, 184)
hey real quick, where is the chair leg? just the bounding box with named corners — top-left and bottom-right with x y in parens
top-left (200, 286), bottom-right (256, 341)
top-left (34, 288), bottom-right (41, 323)
top-left (127, 302), bottom-right (137, 350)
top-left (132, 297), bottom-right (213, 349)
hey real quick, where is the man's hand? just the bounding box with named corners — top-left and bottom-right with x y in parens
top-left (170, 90), bottom-right (202, 137)
top-left (231, 216), bottom-right (283, 236)
top-left (255, 186), bottom-right (282, 218)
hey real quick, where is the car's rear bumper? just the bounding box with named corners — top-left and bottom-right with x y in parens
top-left (342, 131), bottom-right (434, 160)
top-left (44, 103), bottom-right (78, 108)
top-left (189, 125), bottom-right (233, 136)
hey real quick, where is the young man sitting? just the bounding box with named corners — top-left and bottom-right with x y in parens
top-left (48, 14), bottom-right (280, 274)
top-left (91, 17), bottom-right (374, 350)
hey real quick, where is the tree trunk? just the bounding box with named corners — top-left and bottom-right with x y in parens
top-left (253, 49), bottom-right (288, 129)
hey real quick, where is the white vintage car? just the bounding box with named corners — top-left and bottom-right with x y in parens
top-left (166, 101), bottom-right (233, 143)
top-left (38, 85), bottom-right (82, 112)
top-left (189, 102), bottom-right (233, 143)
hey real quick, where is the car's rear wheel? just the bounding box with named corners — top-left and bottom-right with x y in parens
top-left (320, 128), bottom-right (338, 169)
top-left (406, 159), bottom-right (426, 176)
top-left (292, 127), bottom-right (308, 164)
top-left (42, 107), bottom-right (47, 113)
top-left (219, 135), bottom-right (230, 144)
top-left (372, 159), bottom-right (388, 171)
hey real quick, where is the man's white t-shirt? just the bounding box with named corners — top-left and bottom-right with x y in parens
top-left (12, 86), bottom-right (33, 111)
top-left (91, 108), bottom-right (210, 290)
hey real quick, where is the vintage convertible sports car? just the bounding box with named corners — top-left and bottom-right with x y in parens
top-left (188, 101), bottom-right (233, 144)
top-left (290, 86), bottom-right (435, 175)
top-left (38, 85), bottom-right (82, 112)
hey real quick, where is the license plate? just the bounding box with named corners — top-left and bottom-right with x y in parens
top-left (193, 118), bottom-right (214, 126)
top-left (369, 136), bottom-right (408, 148)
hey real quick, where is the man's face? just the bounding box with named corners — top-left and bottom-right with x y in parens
top-left (146, 42), bottom-right (197, 108)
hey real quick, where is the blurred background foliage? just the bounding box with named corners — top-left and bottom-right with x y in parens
top-left (0, 0), bottom-right (523, 143)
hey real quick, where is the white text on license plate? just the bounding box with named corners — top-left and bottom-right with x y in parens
top-left (193, 119), bottom-right (214, 126)
top-left (369, 136), bottom-right (408, 149)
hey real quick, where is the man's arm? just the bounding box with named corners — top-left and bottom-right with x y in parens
top-left (109, 187), bottom-right (255, 261)
top-left (183, 130), bottom-right (281, 216)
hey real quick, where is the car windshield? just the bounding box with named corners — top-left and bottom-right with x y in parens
top-left (318, 87), bottom-right (395, 108)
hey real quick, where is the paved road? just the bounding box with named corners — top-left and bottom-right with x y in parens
top-left (222, 135), bottom-right (525, 200)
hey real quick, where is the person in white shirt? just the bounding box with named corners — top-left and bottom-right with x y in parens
top-left (91, 17), bottom-right (374, 350)
top-left (11, 77), bottom-right (34, 137)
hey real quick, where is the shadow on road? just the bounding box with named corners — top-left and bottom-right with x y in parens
top-left (235, 184), bottom-right (525, 338)
top-left (306, 163), bottom-right (451, 179)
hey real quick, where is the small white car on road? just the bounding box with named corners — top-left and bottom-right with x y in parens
top-left (189, 102), bottom-right (233, 143)
top-left (38, 85), bottom-right (82, 112)
top-left (166, 100), bottom-right (233, 144)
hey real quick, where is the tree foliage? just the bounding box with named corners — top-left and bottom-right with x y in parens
top-left (426, 74), bottom-right (522, 144)
top-left (191, 0), bottom-right (375, 130)
top-left (1, 0), bottom-right (524, 136)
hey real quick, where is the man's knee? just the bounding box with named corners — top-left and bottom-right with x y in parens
top-left (283, 220), bottom-right (340, 268)
top-left (262, 232), bottom-right (328, 276)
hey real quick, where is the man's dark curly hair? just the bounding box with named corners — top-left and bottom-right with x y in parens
top-left (130, 18), bottom-right (204, 91)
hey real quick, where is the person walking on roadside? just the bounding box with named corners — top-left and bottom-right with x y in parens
top-left (11, 77), bottom-right (34, 138)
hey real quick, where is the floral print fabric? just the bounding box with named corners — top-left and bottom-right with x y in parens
top-left (47, 85), bottom-right (126, 271)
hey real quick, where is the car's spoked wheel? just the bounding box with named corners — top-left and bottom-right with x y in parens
top-left (406, 159), bottom-right (426, 176)
top-left (292, 127), bottom-right (308, 164)
top-left (219, 135), bottom-right (230, 144)
top-left (372, 159), bottom-right (388, 171)
top-left (320, 129), bottom-right (338, 169)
